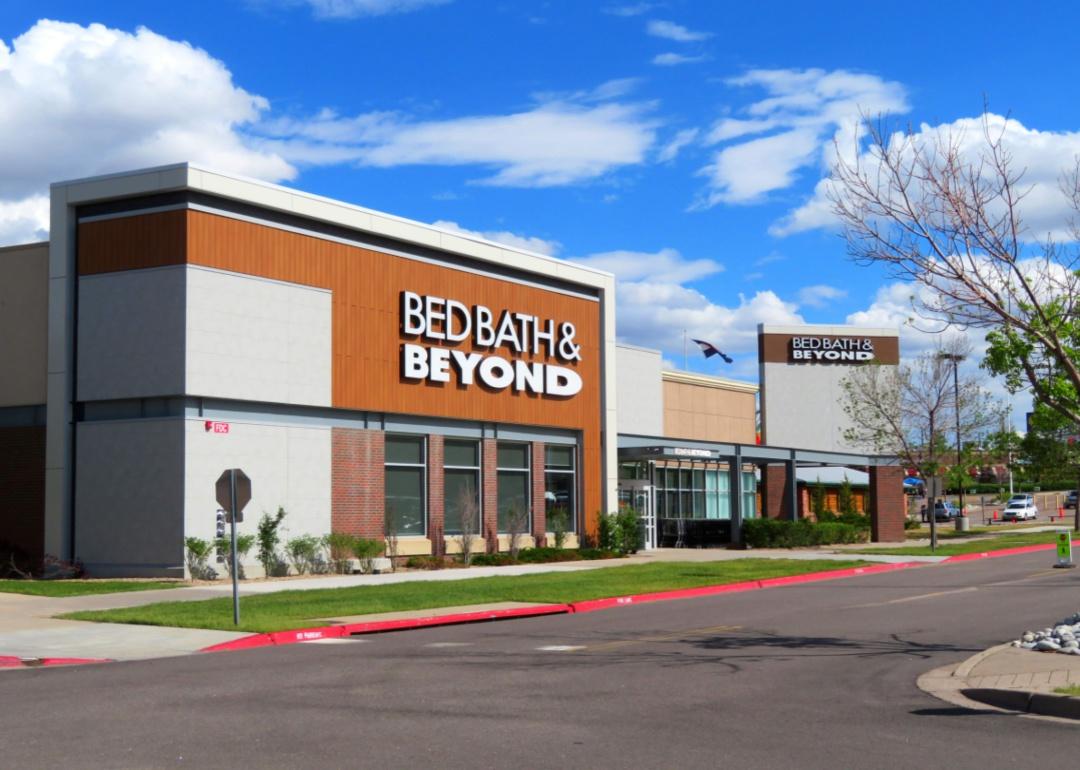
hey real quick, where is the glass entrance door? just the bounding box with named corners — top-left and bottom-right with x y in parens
top-left (618, 481), bottom-right (656, 550)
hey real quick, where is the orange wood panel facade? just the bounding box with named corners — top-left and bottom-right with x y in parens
top-left (78, 209), bottom-right (605, 520)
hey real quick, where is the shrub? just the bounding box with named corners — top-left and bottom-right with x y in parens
top-left (215, 534), bottom-right (256, 579)
top-left (185, 537), bottom-right (215, 580)
top-left (838, 478), bottom-right (857, 516)
top-left (577, 548), bottom-right (621, 560)
top-left (614, 507), bottom-right (642, 554)
top-left (742, 519), bottom-right (869, 548)
top-left (285, 534), bottom-right (322, 576)
top-left (470, 552), bottom-right (515, 567)
top-left (596, 511), bottom-right (615, 551)
top-left (904, 516), bottom-right (922, 530)
top-left (351, 537), bottom-right (385, 574)
top-left (324, 533), bottom-right (356, 574)
top-left (257, 507), bottom-right (288, 577)
top-left (548, 507), bottom-right (570, 549)
top-left (810, 480), bottom-right (827, 518)
top-left (405, 555), bottom-right (445, 570)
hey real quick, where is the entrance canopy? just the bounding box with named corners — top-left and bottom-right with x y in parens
top-left (617, 433), bottom-right (902, 546)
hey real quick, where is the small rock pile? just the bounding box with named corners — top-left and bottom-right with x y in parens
top-left (1013, 612), bottom-right (1080, 654)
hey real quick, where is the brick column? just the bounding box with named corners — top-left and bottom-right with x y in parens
top-left (869, 465), bottom-right (906, 542)
top-left (331, 428), bottom-right (385, 540)
top-left (531, 442), bottom-right (546, 547)
top-left (482, 438), bottom-right (498, 552)
top-left (762, 464), bottom-right (789, 520)
top-left (427, 434), bottom-right (444, 556)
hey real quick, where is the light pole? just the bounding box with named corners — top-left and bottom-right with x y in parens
top-left (938, 352), bottom-right (966, 523)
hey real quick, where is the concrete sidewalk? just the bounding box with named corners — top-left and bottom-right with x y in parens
top-left (919, 644), bottom-right (1080, 720)
top-left (0, 547), bottom-right (936, 666)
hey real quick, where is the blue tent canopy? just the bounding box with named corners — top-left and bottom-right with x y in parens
top-left (903, 477), bottom-right (925, 488)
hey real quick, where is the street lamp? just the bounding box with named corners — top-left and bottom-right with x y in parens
top-left (938, 352), bottom-right (966, 526)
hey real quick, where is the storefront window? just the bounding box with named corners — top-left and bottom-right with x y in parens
top-left (497, 442), bottom-right (530, 532)
top-left (742, 471), bottom-right (757, 519)
top-left (544, 445), bottom-right (576, 533)
top-left (385, 435), bottom-right (425, 536)
top-left (444, 439), bottom-right (480, 535)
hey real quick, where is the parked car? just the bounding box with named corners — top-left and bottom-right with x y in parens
top-left (921, 501), bottom-right (959, 522)
top-left (1009, 494), bottom-right (1035, 506)
top-left (1002, 500), bottom-right (1038, 521)
top-left (1066, 490), bottom-right (1078, 510)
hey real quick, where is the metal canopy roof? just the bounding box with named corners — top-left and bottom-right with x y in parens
top-left (617, 433), bottom-right (900, 467)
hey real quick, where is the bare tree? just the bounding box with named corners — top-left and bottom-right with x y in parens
top-left (452, 482), bottom-right (479, 565)
top-left (383, 506), bottom-right (399, 573)
top-left (505, 503), bottom-right (529, 560)
top-left (841, 339), bottom-right (1005, 500)
top-left (830, 115), bottom-right (1080, 425)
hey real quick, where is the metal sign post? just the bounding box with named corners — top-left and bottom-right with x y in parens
top-left (1054, 529), bottom-right (1075, 569)
top-left (215, 469), bottom-right (252, 625)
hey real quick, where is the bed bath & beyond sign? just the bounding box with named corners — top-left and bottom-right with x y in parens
top-left (789, 336), bottom-right (875, 363)
top-left (399, 291), bottom-right (583, 397)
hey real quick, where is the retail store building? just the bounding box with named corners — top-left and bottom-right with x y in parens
top-left (0, 165), bottom-right (906, 576)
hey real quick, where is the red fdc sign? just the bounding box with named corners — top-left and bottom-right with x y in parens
top-left (205, 421), bottom-right (230, 434)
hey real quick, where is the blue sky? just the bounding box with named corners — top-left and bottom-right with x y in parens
top-left (2, 0), bottom-right (1078, 407)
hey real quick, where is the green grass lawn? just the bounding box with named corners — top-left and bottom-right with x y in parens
top-left (0, 580), bottom-right (182, 597)
top-left (62, 559), bottom-right (866, 634)
top-left (854, 531), bottom-right (1064, 557)
top-left (1054, 685), bottom-right (1080, 696)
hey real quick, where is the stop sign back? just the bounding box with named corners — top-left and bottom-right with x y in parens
top-left (215, 469), bottom-right (251, 522)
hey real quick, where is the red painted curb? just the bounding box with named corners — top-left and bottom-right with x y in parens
top-left (38, 657), bottom-right (111, 667)
top-left (201, 603), bottom-right (570, 654)
top-left (567, 561), bottom-right (923, 614)
top-left (200, 561), bottom-right (927, 653)
top-left (943, 539), bottom-right (1080, 563)
top-left (0, 656), bottom-right (23, 668)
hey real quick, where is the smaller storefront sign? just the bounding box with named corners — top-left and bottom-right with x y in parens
top-left (204, 421), bottom-right (230, 434)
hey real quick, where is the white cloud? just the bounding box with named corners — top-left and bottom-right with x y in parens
top-left (796, 284), bottom-right (847, 308)
top-left (614, 282), bottom-right (802, 358)
top-left (431, 219), bottom-right (561, 256)
top-left (698, 68), bottom-right (908, 208)
top-left (286, 0), bottom-right (450, 18)
top-left (0, 195), bottom-right (50, 245)
top-left (0, 19), bottom-right (294, 245)
top-left (657, 128), bottom-right (699, 162)
top-left (568, 246), bottom-right (798, 365)
top-left (775, 113), bottom-right (1080, 238)
top-left (646, 19), bottom-right (711, 42)
top-left (260, 94), bottom-right (659, 188)
top-left (652, 52), bottom-right (707, 66)
top-left (572, 247), bottom-right (722, 283)
top-left (604, 3), bottom-right (656, 16)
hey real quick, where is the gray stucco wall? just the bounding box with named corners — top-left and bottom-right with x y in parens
top-left (77, 267), bottom-right (187, 402)
top-left (74, 419), bottom-right (185, 577)
top-left (615, 344), bottom-right (663, 437)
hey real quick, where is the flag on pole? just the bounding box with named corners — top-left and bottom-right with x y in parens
top-left (691, 339), bottom-right (733, 364)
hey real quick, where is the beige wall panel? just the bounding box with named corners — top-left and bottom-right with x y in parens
top-left (0, 244), bottom-right (48, 406)
top-left (663, 381), bottom-right (756, 444)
